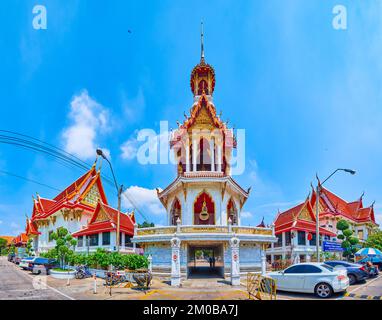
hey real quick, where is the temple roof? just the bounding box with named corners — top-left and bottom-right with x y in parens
top-left (310, 187), bottom-right (377, 225)
top-left (25, 218), bottom-right (40, 236)
top-left (72, 201), bottom-right (135, 237)
top-left (0, 236), bottom-right (15, 245)
top-left (31, 165), bottom-right (108, 221)
top-left (274, 199), bottom-right (336, 236)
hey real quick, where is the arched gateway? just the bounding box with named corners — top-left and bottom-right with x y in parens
top-left (132, 24), bottom-right (277, 286)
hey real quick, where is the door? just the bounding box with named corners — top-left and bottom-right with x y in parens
top-left (279, 265), bottom-right (307, 291)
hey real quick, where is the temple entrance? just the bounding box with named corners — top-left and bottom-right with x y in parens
top-left (187, 244), bottom-right (224, 278)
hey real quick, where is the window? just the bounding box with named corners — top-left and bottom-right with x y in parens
top-left (77, 236), bottom-right (83, 247)
top-left (285, 265), bottom-right (322, 274)
top-left (89, 234), bottom-right (98, 246)
top-left (321, 264), bottom-right (334, 272)
top-left (309, 233), bottom-right (316, 246)
top-left (285, 231), bottom-right (291, 246)
top-left (125, 234), bottom-right (133, 247)
top-left (275, 234), bottom-right (282, 247)
top-left (48, 231), bottom-right (53, 242)
top-left (284, 265), bottom-right (305, 274)
top-left (102, 232), bottom-right (110, 246)
top-left (297, 231), bottom-right (306, 245)
top-left (300, 265), bottom-right (322, 273)
top-left (358, 230), bottom-right (364, 240)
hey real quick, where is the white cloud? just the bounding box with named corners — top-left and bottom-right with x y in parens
top-left (121, 137), bottom-right (138, 160)
top-left (241, 211), bottom-right (253, 219)
top-left (122, 186), bottom-right (166, 217)
top-left (62, 90), bottom-right (110, 160)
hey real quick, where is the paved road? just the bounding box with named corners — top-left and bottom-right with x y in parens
top-left (0, 256), bottom-right (68, 300)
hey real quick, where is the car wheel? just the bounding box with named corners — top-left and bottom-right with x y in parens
top-left (348, 274), bottom-right (356, 285)
top-left (314, 283), bottom-right (333, 298)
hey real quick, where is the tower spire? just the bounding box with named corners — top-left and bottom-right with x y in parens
top-left (201, 21), bottom-right (205, 63)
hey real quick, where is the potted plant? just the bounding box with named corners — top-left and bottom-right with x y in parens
top-left (48, 227), bottom-right (77, 279)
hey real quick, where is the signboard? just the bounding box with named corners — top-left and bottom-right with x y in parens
top-left (322, 240), bottom-right (343, 252)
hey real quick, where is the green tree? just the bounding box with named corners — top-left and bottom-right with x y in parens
top-left (50, 227), bottom-right (77, 268)
top-left (336, 219), bottom-right (359, 260)
top-left (0, 238), bottom-right (7, 255)
top-left (363, 230), bottom-right (382, 251)
top-left (26, 239), bottom-right (34, 256)
top-left (138, 221), bottom-right (155, 228)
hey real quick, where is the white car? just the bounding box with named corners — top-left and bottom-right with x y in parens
top-left (267, 262), bottom-right (349, 298)
top-left (19, 257), bottom-right (35, 270)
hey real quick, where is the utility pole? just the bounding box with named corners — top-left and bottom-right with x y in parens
top-left (315, 168), bottom-right (356, 262)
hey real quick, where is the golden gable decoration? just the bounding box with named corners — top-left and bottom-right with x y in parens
top-left (82, 184), bottom-right (101, 207)
top-left (95, 207), bottom-right (109, 222)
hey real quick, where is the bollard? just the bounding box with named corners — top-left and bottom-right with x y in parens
top-left (93, 273), bottom-right (97, 294)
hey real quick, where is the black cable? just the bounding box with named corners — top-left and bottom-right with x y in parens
top-left (0, 170), bottom-right (61, 192)
top-left (0, 131), bottom-right (149, 222)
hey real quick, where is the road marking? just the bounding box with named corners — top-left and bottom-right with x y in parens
top-left (9, 261), bottom-right (75, 300)
top-left (336, 275), bottom-right (382, 300)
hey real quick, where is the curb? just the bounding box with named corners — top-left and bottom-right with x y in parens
top-left (344, 292), bottom-right (382, 300)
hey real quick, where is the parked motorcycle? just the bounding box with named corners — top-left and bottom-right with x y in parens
top-left (75, 265), bottom-right (92, 279)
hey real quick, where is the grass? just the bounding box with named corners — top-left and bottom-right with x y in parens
top-left (52, 268), bottom-right (75, 272)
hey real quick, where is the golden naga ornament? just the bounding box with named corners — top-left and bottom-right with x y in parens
top-left (199, 200), bottom-right (210, 221)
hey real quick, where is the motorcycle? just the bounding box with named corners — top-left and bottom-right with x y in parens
top-left (75, 265), bottom-right (92, 279)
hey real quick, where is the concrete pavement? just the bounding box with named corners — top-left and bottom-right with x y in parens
top-left (0, 256), bottom-right (70, 300)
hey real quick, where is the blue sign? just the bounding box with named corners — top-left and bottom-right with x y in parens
top-left (323, 241), bottom-right (344, 252)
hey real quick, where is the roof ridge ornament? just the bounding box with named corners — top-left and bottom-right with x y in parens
top-left (201, 21), bottom-right (205, 63)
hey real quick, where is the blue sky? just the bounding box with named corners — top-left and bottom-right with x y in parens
top-left (1, 0), bottom-right (382, 235)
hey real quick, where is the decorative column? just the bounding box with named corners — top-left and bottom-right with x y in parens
top-left (209, 138), bottom-right (215, 171)
top-left (192, 137), bottom-right (197, 172)
top-left (228, 217), bottom-right (232, 233)
top-left (148, 254), bottom-right (153, 273)
top-left (185, 139), bottom-right (190, 172)
top-left (217, 144), bottom-right (222, 172)
top-left (260, 244), bottom-right (267, 275)
top-left (230, 237), bottom-right (240, 286)
top-left (176, 217), bottom-right (181, 233)
top-left (170, 237), bottom-right (181, 286)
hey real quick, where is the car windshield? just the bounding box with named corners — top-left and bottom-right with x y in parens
top-left (321, 264), bottom-right (334, 271)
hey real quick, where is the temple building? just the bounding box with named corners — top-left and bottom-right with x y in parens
top-left (267, 187), bottom-right (379, 263)
top-left (25, 162), bottom-right (135, 254)
top-left (132, 27), bottom-right (276, 286)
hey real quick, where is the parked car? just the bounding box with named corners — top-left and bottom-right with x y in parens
top-left (14, 256), bottom-right (24, 265)
top-left (29, 258), bottom-right (58, 275)
top-left (19, 257), bottom-right (36, 270)
top-left (267, 262), bottom-right (349, 298)
top-left (357, 256), bottom-right (382, 271)
top-left (324, 260), bottom-right (368, 285)
top-left (7, 253), bottom-right (15, 262)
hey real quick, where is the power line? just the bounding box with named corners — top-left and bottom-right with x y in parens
top-left (0, 130), bottom-right (149, 221)
top-left (0, 170), bottom-right (62, 192)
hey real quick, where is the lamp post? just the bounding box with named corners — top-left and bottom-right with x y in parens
top-left (315, 168), bottom-right (356, 262)
top-left (96, 149), bottom-right (123, 253)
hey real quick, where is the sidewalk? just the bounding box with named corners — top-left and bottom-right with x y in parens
top-left (45, 275), bottom-right (249, 300)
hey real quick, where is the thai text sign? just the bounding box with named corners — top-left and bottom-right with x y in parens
top-left (323, 241), bottom-right (343, 252)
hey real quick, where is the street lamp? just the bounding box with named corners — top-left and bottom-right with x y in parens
top-left (315, 168), bottom-right (356, 262)
top-left (96, 149), bottom-right (123, 252)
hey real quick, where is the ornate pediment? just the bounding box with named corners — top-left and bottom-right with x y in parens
top-left (299, 206), bottom-right (313, 221)
top-left (81, 183), bottom-right (102, 207)
top-left (95, 207), bottom-right (109, 222)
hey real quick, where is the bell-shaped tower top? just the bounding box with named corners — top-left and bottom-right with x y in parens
top-left (190, 22), bottom-right (216, 97)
